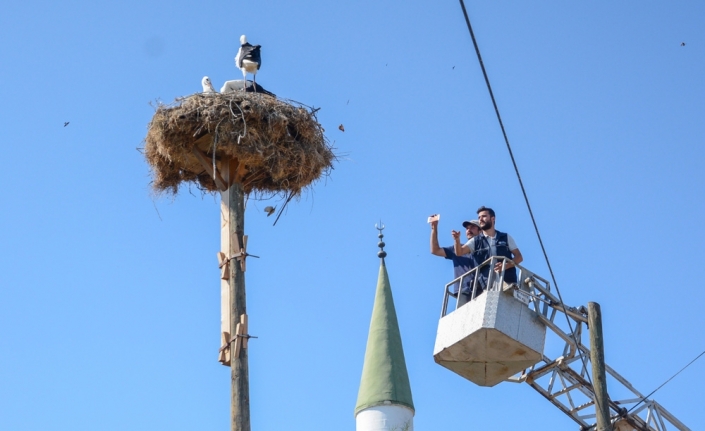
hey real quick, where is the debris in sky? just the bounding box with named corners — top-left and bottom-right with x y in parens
top-left (236, 35), bottom-right (262, 91)
top-left (347, 100), bottom-right (349, 105)
top-left (64, 122), bottom-right (69, 127)
top-left (452, 66), bottom-right (455, 69)
top-left (264, 206), bottom-right (276, 216)
top-left (338, 124), bottom-right (345, 132)
top-left (681, 42), bottom-right (686, 46)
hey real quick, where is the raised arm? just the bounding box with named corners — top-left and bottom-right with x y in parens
top-left (430, 219), bottom-right (446, 257)
top-left (453, 231), bottom-right (470, 256)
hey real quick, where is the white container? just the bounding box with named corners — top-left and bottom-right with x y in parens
top-left (433, 288), bottom-right (545, 387)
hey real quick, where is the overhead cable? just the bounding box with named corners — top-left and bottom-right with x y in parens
top-left (628, 349), bottom-right (705, 413)
top-left (456, 0), bottom-right (596, 403)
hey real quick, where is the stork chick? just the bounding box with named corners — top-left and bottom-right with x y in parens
top-left (235, 35), bottom-right (261, 91)
top-left (202, 76), bottom-right (216, 93)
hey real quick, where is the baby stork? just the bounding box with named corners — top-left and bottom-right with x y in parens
top-left (235, 35), bottom-right (261, 91)
top-left (201, 76), bottom-right (217, 93)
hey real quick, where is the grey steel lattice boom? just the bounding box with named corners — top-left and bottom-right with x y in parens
top-left (436, 258), bottom-right (690, 431)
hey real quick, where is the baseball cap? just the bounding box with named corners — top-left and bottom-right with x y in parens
top-left (462, 220), bottom-right (480, 228)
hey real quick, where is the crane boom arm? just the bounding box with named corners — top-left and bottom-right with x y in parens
top-left (504, 268), bottom-right (690, 431)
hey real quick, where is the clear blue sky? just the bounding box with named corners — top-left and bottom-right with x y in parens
top-left (1, 1), bottom-right (703, 429)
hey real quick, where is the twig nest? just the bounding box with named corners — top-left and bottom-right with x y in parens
top-left (144, 92), bottom-right (335, 196)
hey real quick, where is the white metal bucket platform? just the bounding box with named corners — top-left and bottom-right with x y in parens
top-left (432, 259), bottom-right (692, 431)
top-left (433, 258), bottom-right (546, 387)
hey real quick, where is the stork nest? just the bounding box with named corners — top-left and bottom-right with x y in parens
top-left (144, 92), bottom-right (335, 196)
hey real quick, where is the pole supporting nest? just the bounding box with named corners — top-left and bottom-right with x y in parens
top-left (227, 180), bottom-right (250, 431)
top-left (192, 147), bottom-right (228, 191)
top-left (144, 92), bottom-right (337, 431)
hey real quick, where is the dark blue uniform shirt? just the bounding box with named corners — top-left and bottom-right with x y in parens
top-left (442, 246), bottom-right (476, 295)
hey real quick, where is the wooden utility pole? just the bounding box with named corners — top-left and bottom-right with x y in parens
top-left (144, 92), bottom-right (335, 431)
top-left (219, 161), bottom-right (250, 431)
top-left (588, 302), bottom-right (612, 431)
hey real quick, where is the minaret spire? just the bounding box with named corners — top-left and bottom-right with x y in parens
top-left (355, 224), bottom-right (415, 431)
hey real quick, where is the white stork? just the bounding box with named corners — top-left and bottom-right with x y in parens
top-left (235, 35), bottom-right (261, 91)
top-left (201, 76), bottom-right (217, 93)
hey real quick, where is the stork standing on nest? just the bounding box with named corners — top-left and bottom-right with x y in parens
top-left (235, 35), bottom-right (261, 91)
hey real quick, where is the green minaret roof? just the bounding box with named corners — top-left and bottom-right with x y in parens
top-left (354, 250), bottom-right (414, 415)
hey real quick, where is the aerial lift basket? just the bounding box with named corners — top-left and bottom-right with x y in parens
top-left (433, 257), bottom-right (547, 387)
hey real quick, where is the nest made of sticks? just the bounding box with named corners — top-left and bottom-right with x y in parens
top-left (144, 92), bottom-right (335, 196)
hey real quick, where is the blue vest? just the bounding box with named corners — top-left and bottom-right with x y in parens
top-left (471, 231), bottom-right (518, 288)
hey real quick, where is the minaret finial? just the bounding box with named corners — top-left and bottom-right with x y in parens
top-left (375, 221), bottom-right (387, 258)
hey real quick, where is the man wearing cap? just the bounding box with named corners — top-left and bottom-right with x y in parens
top-left (430, 217), bottom-right (481, 307)
top-left (453, 206), bottom-right (523, 292)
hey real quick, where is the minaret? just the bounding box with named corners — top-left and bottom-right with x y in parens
top-left (355, 224), bottom-right (415, 431)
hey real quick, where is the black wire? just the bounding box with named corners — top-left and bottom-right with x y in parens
top-left (628, 350), bottom-right (705, 414)
top-left (457, 5), bottom-right (704, 426)
top-left (457, 0), bottom-right (598, 407)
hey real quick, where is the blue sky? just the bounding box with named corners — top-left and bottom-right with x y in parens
top-left (1, 1), bottom-right (703, 429)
